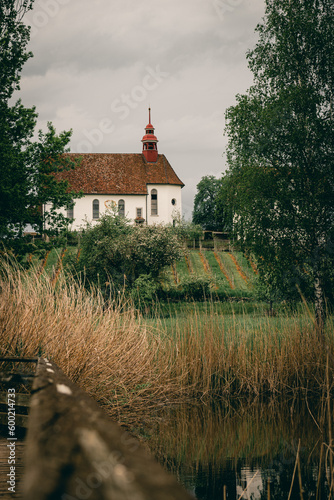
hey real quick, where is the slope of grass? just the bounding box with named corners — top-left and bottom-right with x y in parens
top-left (218, 251), bottom-right (250, 291)
top-left (188, 251), bottom-right (207, 278)
top-left (235, 251), bottom-right (258, 283)
top-left (175, 253), bottom-right (191, 279)
top-left (24, 245), bottom-right (259, 300)
top-left (43, 247), bottom-right (62, 274)
top-left (205, 251), bottom-right (234, 293)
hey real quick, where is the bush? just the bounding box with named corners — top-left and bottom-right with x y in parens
top-left (156, 276), bottom-right (214, 302)
top-left (1, 236), bottom-right (52, 265)
top-left (130, 274), bottom-right (158, 306)
top-left (77, 214), bottom-right (184, 295)
top-left (182, 275), bottom-right (212, 301)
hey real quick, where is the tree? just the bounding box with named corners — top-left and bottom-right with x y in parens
top-left (77, 214), bottom-right (184, 294)
top-left (215, 173), bottom-right (233, 232)
top-left (0, 1), bottom-right (81, 238)
top-left (192, 176), bottom-right (223, 231)
top-left (224, 0), bottom-right (334, 329)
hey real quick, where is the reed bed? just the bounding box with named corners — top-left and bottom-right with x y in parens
top-left (0, 258), bottom-right (333, 420)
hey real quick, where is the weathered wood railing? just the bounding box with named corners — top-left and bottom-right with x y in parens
top-left (0, 357), bottom-right (37, 430)
top-left (22, 357), bottom-right (194, 500)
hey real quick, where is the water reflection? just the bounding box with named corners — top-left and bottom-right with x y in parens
top-left (143, 398), bottom-right (333, 499)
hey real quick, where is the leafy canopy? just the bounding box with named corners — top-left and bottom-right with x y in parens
top-left (193, 175), bottom-right (223, 231)
top-left (77, 214), bottom-right (184, 294)
top-left (224, 0), bottom-right (334, 317)
top-left (0, 0), bottom-right (82, 238)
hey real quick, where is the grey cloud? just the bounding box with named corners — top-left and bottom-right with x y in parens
top-left (18, 0), bottom-right (265, 218)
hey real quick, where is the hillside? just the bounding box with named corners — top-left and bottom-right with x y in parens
top-left (31, 247), bottom-right (258, 300)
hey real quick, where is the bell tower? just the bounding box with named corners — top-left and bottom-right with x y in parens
top-left (141, 108), bottom-right (159, 163)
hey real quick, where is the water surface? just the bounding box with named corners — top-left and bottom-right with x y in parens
top-left (143, 398), bottom-right (333, 499)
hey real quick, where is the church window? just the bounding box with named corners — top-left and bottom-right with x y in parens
top-left (171, 198), bottom-right (176, 206)
top-left (66, 202), bottom-right (74, 219)
top-left (118, 199), bottom-right (125, 217)
top-left (136, 207), bottom-right (142, 218)
top-left (151, 189), bottom-right (158, 216)
top-left (92, 199), bottom-right (100, 219)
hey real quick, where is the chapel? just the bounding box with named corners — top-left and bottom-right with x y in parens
top-left (49, 109), bottom-right (184, 229)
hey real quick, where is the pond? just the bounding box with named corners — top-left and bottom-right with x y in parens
top-left (141, 398), bottom-right (333, 499)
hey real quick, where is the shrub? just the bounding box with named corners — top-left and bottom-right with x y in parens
top-left (130, 274), bottom-right (158, 306)
top-left (182, 275), bottom-right (212, 301)
top-left (77, 214), bottom-right (184, 295)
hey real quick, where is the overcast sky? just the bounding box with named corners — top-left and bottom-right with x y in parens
top-left (19, 0), bottom-right (266, 219)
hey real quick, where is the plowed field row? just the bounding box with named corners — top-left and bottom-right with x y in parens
top-left (38, 248), bottom-right (257, 295)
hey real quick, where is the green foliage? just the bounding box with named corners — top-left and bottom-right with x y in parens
top-left (181, 275), bottom-right (212, 301)
top-left (0, 1), bottom-right (82, 238)
top-left (215, 173), bottom-right (233, 232)
top-left (26, 123), bottom-right (83, 235)
top-left (130, 274), bottom-right (158, 307)
top-left (193, 176), bottom-right (224, 231)
top-left (168, 215), bottom-right (203, 242)
top-left (77, 214), bottom-right (184, 294)
top-left (224, 0), bottom-right (334, 321)
top-left (0, 1), bottom-right (34, 102)
top-left (0, 235), bottom-right (52, 266)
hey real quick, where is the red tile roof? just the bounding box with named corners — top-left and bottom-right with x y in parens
top-left (57, 153), bottom-right (184, 194)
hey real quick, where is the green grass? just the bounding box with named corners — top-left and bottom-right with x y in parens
top-left (235, 252), bottom-right (258, 282)
top-left (218, 251), bottom-right (250, 291)
top-left (43, 248), bottom-right (62, 274)
top-left (144, 300), bottom-right (314, 343)
top-left (205, 251), bottom-right (234, 292)
top-left (175, 254), bottom-right (191, 278)
top-left (24, 244), bottom-right (259, 300)
top-left (188, 251), bottom-right (207, 277)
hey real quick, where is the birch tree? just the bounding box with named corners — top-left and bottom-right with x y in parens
top-left (224, 0), bottom-right (334, 329)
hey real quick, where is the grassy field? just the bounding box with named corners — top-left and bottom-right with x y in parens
top-left (173, 250), bottom-right (257, 295)
top-left (0, 256), bottom-right (333, 424)
top-left (32, 246), bottom-right (258, 299)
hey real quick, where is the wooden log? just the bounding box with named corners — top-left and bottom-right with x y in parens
top-left (0, 393), bottom-right (30, 407)
top-left (0, 358), bottom-right (38, 363)
top-left (22, 358), bottom-right (194, 500)
top-left (0, 412), bottom-right (28, 428)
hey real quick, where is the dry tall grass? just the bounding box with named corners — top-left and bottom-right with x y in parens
top-left (0, 257), bottom-right (333, 420)
top-left (0, 258), bottom-right (171, 419)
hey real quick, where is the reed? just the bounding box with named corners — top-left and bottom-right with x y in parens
top-left (0, 257), bottom-right (333, 420)
top-left (0, 258), bottom-right (171, 417)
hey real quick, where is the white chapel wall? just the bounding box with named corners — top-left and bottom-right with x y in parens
top-left (45, 185), bottom-right (182, 230)
top-left (146, 184), bottom-right (182, 225)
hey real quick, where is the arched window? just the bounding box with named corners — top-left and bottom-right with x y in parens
top-left (92, 199), bottom-right (100, 220)
top-left (118, 199), bottom-right (125, 217)
top-left (66, 201), bottom-right (74, 219)
top-left (151, 189), bottom-right (158, 216)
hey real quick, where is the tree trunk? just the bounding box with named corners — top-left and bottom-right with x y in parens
top-left (314, 274), bottom-right (326, 335)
